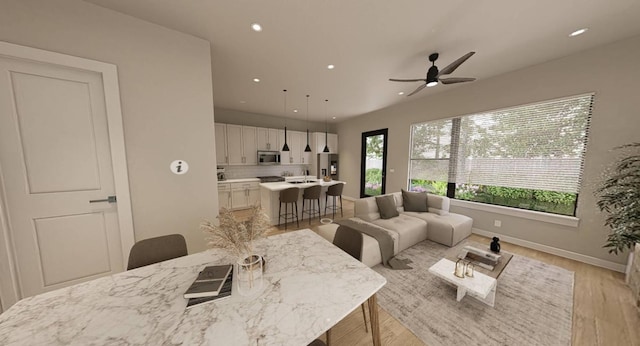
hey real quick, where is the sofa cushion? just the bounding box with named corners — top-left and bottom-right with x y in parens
top-left (372, 214), bottom-right (427, 252)
top-left (354, 197), bottom-right (380, 222)
top-left (376, 195), bottom-right (399, 219)
top-left (402, 189), bottom-right (428, 212)
top-left (427, 194), bottom-right (450, 215)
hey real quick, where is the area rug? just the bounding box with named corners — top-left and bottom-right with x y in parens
top-left (373, 240), bottom-right (574, 346)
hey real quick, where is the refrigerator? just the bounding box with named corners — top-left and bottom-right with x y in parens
top-left (317, 153), bottom-right (339, 180)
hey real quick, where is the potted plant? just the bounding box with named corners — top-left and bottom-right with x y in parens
top-left (595, 143), bottom-right (640, 281)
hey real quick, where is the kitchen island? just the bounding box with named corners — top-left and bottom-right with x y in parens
top-left (260, 179), bottom-right (345, 225)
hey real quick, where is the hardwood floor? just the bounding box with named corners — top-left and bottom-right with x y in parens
top-left (235, 200), bottom-right (640, 346)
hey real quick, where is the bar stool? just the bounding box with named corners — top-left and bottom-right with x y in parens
top-left (279, 187), bottom-right (299, 229)
top-left (302, 185), bottom-right (322, 225)
top-left (324, 183), bottom-right (344, 219)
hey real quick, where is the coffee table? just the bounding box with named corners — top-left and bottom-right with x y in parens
top-left (428, 258), bottom-right (497, 307)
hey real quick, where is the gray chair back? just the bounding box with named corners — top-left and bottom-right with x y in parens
top-left (127, 234), bottom-right (187, 270)
top-left (303, 185), bottom-right (322, 199)
top-left (280, 187), bottom-right (299, 203)
top-left (333, 225), bottom-right (363, 261)
top-left (327, 183), bottom-right (344, 196)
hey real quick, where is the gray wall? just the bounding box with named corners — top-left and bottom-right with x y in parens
top-left (338, 35), bottom-right (640, 265)
top-left (215, 107), bottom-right (337, 133)
top-left (0, 0), bottom-right (218, 253)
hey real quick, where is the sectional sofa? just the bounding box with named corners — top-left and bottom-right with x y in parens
top-left (318, 191), bottom-right (473, 267)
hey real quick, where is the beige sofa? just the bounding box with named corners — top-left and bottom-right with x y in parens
top-left (318, 191), bottom-right (472, 267)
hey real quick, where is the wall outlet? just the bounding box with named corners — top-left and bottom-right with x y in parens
top-left (494, 220), bottom-right (502, 227)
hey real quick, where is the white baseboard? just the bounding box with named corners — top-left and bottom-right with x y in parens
top-left (472, 228), bottom-right (626, 273)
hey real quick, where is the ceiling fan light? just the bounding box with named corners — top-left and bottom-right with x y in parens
top-left (427, 81), bottom-right (438, 87)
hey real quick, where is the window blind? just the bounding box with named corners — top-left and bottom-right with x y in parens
top-left (454, 94), bottom-right (593, 193)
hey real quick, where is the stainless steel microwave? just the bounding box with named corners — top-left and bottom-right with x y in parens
top-left (257, 151), bottom-right (281, 165)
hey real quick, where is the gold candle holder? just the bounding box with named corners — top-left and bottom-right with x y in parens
top-left (454, 259), bottom-right (466, 278)
top-left (465, 262), bottom-right (474, 277)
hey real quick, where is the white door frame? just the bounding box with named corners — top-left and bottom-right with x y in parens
top-left (0, 41), bottom-right (135, 308)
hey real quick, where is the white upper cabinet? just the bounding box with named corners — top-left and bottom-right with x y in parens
top-left (242, 126), bottom-right (257, 165)
top-left (256, 127), bottom-right (280, 151)
top-left (215, 123), bottom-right (228, 165)
top-left (314, 132), bottom-right (338, 154)
top-left (226, 124), bottom-right (257, 165)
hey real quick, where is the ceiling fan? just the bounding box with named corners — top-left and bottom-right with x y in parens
top-left (389, 52), bottom-right (476, 96)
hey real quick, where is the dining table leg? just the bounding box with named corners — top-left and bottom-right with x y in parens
top-left (367, 293), bottom-right (381, 346)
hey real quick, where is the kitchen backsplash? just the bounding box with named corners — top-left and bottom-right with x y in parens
top-left (222, 165), bottom-right (311, 180)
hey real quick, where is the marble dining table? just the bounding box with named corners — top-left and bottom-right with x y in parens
top-left (0, 229), bottom-right (387, 345)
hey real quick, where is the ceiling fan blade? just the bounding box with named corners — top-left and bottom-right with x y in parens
top-left (437, 52), bottom-right (475, 77)
top-left (407, 83), bottom-right (427, 96)
top-left (389, 78), bottom-right (426, 82)
top-left (439, 77), bottom-right (476, 84)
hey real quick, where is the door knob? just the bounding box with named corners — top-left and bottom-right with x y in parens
top-left (89, 195), bottom-right (117, 203)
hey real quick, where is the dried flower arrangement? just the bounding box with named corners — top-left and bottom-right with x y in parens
top-left (200, 206), bottom-right (271, 259)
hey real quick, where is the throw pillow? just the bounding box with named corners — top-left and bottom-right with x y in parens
top-left (401, 189), bottom-right (428, 212)
top-left (375, 195), bottom-right (399, 219)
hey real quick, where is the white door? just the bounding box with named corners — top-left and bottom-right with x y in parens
top-left (0, 47), bottom-right (132, 300)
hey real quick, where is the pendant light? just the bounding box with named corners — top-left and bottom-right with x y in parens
top-left (304, 94), bottom-right (312, 152)
top-left (281, 89), bottom-right (290, 152)
top-left (323, 99), bottom-right (330, 153)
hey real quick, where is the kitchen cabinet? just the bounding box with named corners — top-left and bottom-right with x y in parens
top-left (215, 123), bottom-right (228, 165)
top-left (256, 127), bottom-right (280, 151)
top-left (218, 183), bottom-right (231, 209)
top-left (230, 182), bottom-right (260, 209)
top-left (226, 124), bottom-right (257, 165)
top-left (281, 131), bottom-right (311, 165)
top-left (314, 132), bottom-right (338, 154)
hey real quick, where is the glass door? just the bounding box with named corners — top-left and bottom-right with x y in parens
top-left (360, 129), bottom-right (388, 197)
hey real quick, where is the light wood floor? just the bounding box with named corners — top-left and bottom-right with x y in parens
top-left (235, 200), bottom-right (640, 346)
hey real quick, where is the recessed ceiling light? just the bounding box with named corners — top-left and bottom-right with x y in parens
top-left (293, 109), bottom-right (298, 113)
top-left (327, 64), bottom-right (335, 70)
top-left (569, 28), bottom-right (588, 37)
top-left (240, 100), bottom-right (246, 104)
top-left (253, 78), bottom-right (260, 83)
top-left (332, 116), bottom-right (336, 120)
top-left (427, 81), bottom-right (438, 87)
top-left (251, 23), bottom-right (262, 32)
top-left (398, 91), bottom-right (405, 96)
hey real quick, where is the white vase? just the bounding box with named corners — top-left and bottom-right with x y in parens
top-left (237, 254), bottom-right (264, 297)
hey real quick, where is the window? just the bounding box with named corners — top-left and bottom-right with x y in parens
top-left (409, 94), bottom-right (593, 216)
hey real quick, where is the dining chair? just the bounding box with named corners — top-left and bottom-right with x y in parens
top-left (332, 225), bottom-right (369, 333)
top-left (127, 234), bottom-right (188, 270)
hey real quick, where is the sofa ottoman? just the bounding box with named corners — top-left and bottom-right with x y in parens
top-left (402, 211), bottom-right (472, 247)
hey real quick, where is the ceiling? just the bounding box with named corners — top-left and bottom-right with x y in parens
top-left (86, 0), bottom-right (640, 122)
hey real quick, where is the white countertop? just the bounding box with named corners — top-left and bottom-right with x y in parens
top-left (217, 178), bottom-right (260, 184)
top-left (0, 230), bottom-right (385, 346)
top-left (260, 179), bottom-right (345, 191)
